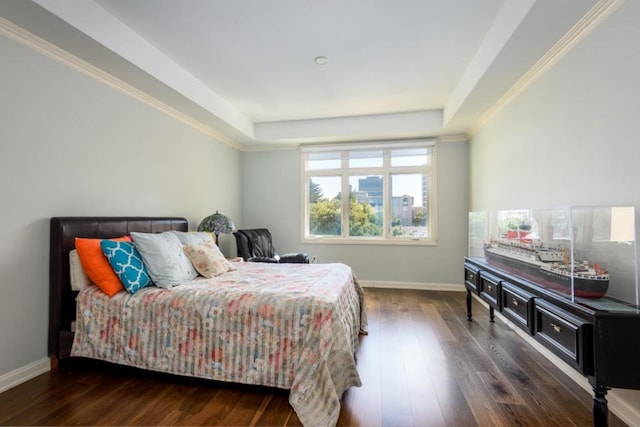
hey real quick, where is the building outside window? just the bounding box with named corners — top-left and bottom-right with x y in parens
top-left (301, 141), bottom-right (436, 244)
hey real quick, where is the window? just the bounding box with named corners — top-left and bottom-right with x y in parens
top-left (302, 141), bottom-right (436, 244)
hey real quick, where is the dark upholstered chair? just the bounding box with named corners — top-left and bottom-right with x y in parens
top-left (234, 228), bottom-right (309, 263)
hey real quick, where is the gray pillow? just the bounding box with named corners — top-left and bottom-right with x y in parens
top-left (131, 231), bottom-right (198, 288)
top-left (168, 230), bottom-right (215, 246)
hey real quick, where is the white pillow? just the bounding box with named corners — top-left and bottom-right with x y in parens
top-left (131, 231), bottom-right (199, 288)
top-left (69, 249), bottom-right (92, 291)
top-left (169, 230), bottom-right (215, 246)
top-left (183, 241), bottom-right (235, 278)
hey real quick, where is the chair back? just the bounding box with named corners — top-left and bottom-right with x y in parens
top-left (234, 229), bottom-right (277, 260)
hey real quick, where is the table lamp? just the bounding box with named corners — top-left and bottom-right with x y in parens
top-left (197, 211), bottom-right (236, 245)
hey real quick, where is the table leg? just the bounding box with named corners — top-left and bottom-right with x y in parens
top-left (592, 385), bottom-right (608, 427)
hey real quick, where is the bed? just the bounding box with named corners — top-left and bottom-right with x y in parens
top-left (49, 217), bottom-right (367, 426)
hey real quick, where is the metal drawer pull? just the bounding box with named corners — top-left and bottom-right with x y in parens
top-left (487, 284), bottom-right (492, 292)
top-left (551, 323), bottom-right (562, 333)
top-left (512, 298), bottom-right (518, 306)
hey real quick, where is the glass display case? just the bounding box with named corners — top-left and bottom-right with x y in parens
top-left (465, 206), bottom-right (640, 426)
top-left (468, 206), bottom-right (639, 311)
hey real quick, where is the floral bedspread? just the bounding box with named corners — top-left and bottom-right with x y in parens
top-left (72, 262), bottom-right (367, 426)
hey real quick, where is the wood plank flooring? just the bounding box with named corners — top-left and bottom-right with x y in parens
top-left (0, 288), bottom-right (627, 426)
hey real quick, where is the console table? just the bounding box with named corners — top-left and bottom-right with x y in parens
top-left (464, 257), bottom-right (640, 427)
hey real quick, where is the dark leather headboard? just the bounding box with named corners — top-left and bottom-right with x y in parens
top-left (48, 216), bottom-right (188, 366)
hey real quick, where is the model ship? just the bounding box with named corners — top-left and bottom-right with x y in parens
top-left (484, 231), bottom-right (609, 298)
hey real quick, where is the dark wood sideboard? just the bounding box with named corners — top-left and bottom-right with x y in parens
top-left (464, 257), bottom-right (640, 427)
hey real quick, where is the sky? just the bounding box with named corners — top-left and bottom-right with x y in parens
top-left (308, 148), bottom-right (429, 207)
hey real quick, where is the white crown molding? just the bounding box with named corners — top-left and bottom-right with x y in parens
top-left (438, 134), bottom-right (469, 144)
top-left (468, 0), bottom-right (625, 137)
top-left (0, 17), bottom-right (243, 150)
top-left (241, 143), bottom-right (303, 153)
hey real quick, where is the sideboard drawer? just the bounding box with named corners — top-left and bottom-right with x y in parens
top-left (534, 300), bottom-right (592, 373)
top-left (501, 281), bottom-right (534, 335)
top-left (479, 272), bottom-right (501, 310)
top-left (464, 263), bottom-right (480, 293)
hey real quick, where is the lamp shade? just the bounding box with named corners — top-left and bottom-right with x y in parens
top-left (197, 211), bottom-right (236, 244)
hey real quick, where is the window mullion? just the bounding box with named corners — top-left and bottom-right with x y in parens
top-left (341, 165), bottom-right (349, 238)
top-left (340, 171), bottom-right (349, 238)
top-left (303, 142), bottom-right (435, 243)
top-left (383, 171), bottom-right (390, 238)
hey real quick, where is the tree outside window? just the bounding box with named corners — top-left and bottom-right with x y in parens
top-left (303, 142), bottom-right (436, 243)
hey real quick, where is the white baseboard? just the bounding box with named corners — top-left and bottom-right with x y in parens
top-left (0, 357), bottom-right (50, 394)
top-left (473, 295), bottom-right (640, 427)
top-left (359, 279), bottom-right (465, 292)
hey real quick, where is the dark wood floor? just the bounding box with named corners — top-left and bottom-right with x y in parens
top-left (0, 288), bottom-right (626, 426)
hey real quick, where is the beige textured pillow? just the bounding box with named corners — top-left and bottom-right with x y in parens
top-left (69, 249), bottom-right (92, 291)
top-left (183, 241), bottom-right (236, 278)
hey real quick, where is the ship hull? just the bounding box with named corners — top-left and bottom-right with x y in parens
top-left (484, 249), bottom-right (609, 298)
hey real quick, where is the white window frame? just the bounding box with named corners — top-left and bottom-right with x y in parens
top-left (301, 140), bottom-right (437, 246)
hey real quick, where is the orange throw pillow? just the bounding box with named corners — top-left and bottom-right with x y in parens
top-left (75, 236), bottom-right (131, 297)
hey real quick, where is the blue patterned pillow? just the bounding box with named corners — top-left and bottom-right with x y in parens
top-left (100, 240), bottom-right (152, 294)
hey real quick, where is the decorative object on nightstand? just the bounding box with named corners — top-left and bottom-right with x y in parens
top-left (197, 211), bottom-right (236, 245)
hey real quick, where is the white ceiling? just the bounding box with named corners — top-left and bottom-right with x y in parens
top-left (93, 0), bottom-right (504, 123)
top-left (0, 0), bottom-right (611, 149)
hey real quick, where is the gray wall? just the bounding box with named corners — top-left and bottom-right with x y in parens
top-left (470, 2), bottom-right (638, 209)
top-left (241, 141), bottom-right (469, 286)
top-left (469, 0), bottom-right (640, 418)
top-left (0, 34), bottom-right (241, 377)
